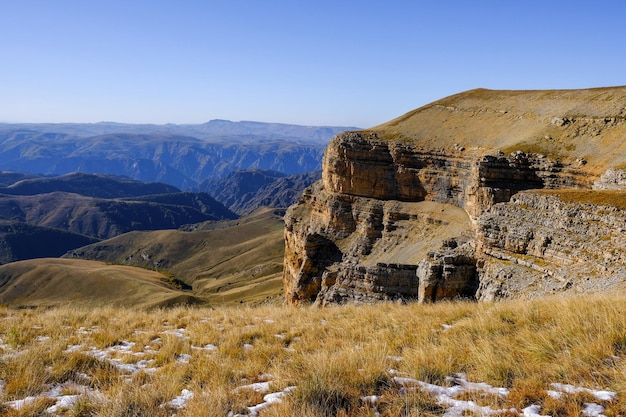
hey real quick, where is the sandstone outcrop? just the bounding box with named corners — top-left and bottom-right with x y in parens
top-left (476, 190), bottom-right (626, 300)
top-left (284, 87), bottom-right (626, 304)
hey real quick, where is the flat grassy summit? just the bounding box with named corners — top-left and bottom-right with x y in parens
top-left (373, 86), bottom-right (626, 174)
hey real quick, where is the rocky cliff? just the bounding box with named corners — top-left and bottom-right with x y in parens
top-left (283, 86), bottom-right (626, 304)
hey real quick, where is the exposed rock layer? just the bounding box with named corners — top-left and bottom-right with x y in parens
top-left (283, 87), bottom-right (626, 304)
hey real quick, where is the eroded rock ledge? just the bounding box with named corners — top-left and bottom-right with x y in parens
top-left (283, 87), bottom-right (626, 305)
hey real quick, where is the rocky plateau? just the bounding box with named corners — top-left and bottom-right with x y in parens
top-left (283, 87), bottom-right (626, 304)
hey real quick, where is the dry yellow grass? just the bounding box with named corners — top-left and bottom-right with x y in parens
top-left (0, 295), bottom-right (625, 416)
top-left (529, 189), bottom-right (626, 210)
top-left (372, 86), bottom-right (626, 175)
top-left (0, 258), bottom-right (206, 309)
top-left (63, 207), bottom-right (286, 305)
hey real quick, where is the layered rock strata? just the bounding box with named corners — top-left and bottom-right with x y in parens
top-left (477, 191), bottom-right (626, 300)
top-left (283, 87), bottom-right (626, 304)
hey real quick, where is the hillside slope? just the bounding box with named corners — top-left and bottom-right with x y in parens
top-left (0, 192), bottom-right (235, 239)
top-left (0, 172), bottom-right (179, 198)
top-left (0, 258), bottom-right (204, 308)
top-left (284, 86), bottom-right (626, 305)
top-left (201, 169), bottom-right (321, 214)
top-left (65, 208), bottom-right (285, 304)
top-left (0, 221), bottom-right (97, 264)
top-left (374, 86), bottom-right (626, 174)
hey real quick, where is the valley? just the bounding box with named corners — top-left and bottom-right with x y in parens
top-left (0, 120), bottom-right (344, 307)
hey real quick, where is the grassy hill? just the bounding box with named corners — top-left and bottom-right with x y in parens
top-left (0, 221), bottom-right (98, 264)
top-left (65, 208), bottom-right (286, 304)
top-left (374, 86), bottom-right (626, 175)
top-left (0, 258), bottom-right (205, 309)
top-left (0, 191), bottom-right (236, 240)
top-left (0, 172), bottom-right (180, 198)
top-left (0, 172), bottom-right (36, 187)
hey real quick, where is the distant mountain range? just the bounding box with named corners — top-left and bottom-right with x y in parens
top-left (0, 120), bottom-right (358, 189)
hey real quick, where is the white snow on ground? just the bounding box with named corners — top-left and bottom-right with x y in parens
top-left (192, 343), bottom-right (218, 351)
top-left (162, 328), bottom-right (188, 339)
top-left (177, 353), bottom-right (192, 364)
top-left (390, 374), bottom-right (618, 417)
top-left (233, 381), bottom-right (271, 394)
top-left (547, 382), bottom-right (617, 401)
top-left (523, 404), bottom-right (551, 417)
top-left (46, 395), bottom-right (81, 414)
top-left (79, 341), bottom-right (159, 374)
top-left (162, 389), bottom-right (194, 409)
top-left (446, 373), bottom-right (510, 398)
top-left (229, 386), bottom-right (297, 417)
top-left (5, 382), bottom-right (103, 415)
top-left (393, 375), bottom-right (516, 416)
top-left (583, 402), bottom-right (607, 417)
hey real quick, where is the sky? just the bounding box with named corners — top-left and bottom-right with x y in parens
top-left (1, 1), bottom-right (625, 128)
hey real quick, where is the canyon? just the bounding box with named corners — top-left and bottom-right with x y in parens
top-left (283, 87), bottom-right (626, 304)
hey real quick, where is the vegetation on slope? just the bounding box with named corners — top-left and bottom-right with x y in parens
top-left (0, 191), bottom-right (236, 240)
top-left (0, 221), bottom-right (98, 264)
top-left (373, 86), bottom-right (626, 175)
top-left (0, 258), bottom-right (204, 309)
top-left (0, 172), bottom-right (180, 198)
top-left (0, 295), bottom-right (624, 415)
top-left (65, 208), bottom-right (285, 304)
top-left (529, 189), bottom-right (626, 210)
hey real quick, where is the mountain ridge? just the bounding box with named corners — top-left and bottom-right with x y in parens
top-left (283, 86), bottom-right (626, 305)
top-left (0, 119), bottom-right (360, 144)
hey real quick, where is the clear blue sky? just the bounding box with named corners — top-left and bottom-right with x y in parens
top-left (1, 1), bottom-right (625, 128)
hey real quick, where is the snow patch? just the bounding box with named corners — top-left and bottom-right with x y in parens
top-left (583, 402), bottom-right (606, 417)
top-left (548, 383), bottom-right (617, 401)
top-left (163, 389), bottom-right (194, 409)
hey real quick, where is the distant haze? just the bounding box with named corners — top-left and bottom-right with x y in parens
top-left (0, 120), bottom-right (355, 189)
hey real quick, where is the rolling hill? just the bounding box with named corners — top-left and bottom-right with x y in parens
top-left (65, 208), bottom-right (286, 304)
top-left (0, 172), bottom-right (179, 198)
top-left (0, 173), bottom-right (238, 261)
top-left (0, 258), bottom-right (205, 308)
top-left (0, 221), bottom-right (98, 264)
top-left (0, 171), bottom-right (37, 187)
top-left (0, 191), bottom-right (236, 239)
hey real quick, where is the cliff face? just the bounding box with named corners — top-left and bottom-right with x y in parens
top-left (476, 191), bottom-right (626, 300)
top-left (283, 87), bottom-right (626, 304)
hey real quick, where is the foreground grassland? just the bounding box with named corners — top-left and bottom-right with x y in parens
top-left (1, 295), bottom-right (625, 416)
